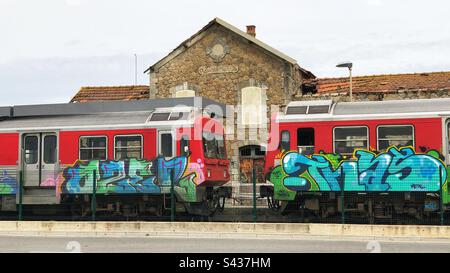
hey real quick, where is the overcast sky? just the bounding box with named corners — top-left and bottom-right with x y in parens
top-left (1, 0), bottom-right (449, 105)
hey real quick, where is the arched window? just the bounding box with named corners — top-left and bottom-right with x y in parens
top-left (175, 89), bottom-right (195, 98)
top-left (241, 86), bottom-right (264, 125)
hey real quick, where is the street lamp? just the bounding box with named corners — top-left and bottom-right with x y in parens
top-left (336, 62), bottom-right (353, 102)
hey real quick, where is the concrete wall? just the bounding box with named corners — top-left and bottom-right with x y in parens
top-left (2, 221), bottom-right (450, 239)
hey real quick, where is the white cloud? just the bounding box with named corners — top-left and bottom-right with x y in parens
top-left (0, 0), bottom-right (449, 104)
top-left (365, 0), bottom-right (382, 6)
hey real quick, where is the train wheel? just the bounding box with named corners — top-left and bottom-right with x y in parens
top-left (204, 196), bottom-right (220, 216)
top-left (70, 204), bottom-right (83, 220)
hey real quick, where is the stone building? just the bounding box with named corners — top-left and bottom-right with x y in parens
top-left (141, 17), bottom-right (314, 202)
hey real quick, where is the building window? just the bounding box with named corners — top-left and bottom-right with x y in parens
top-left (333, 126), bottom-right (368, 155)
top-left (175, 90), bottom-right (195, 98)
top-left (114, 135), bottom-right (143, 160)
top-left (239, 145), bottom-right (266, 158)
top-left (377, 125), bottom-right (414, 151)
top-left (79, 136), bottom-right (107, 160)
top-left (280, 130), bottom-right (290, 151)
top-left (241, 86), bottom-right (264, 125)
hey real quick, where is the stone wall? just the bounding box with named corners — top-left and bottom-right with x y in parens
top-left (149, 24), bottom-right (305, 200)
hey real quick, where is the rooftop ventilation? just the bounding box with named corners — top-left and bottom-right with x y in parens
top-left (149, 111), bottom-right (190, 121)
top-left (285, 100), bottom-right (333, 115)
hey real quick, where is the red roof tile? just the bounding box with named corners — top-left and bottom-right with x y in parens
top-left (304, 71), bottom-right (450, 94)
top-left (70, 85), bottom-right (150, 102)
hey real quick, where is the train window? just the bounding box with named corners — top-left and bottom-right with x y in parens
top-left (150, 112), bottom-right (171, 121)
top-left (114, 135), bottom-right (143, 160)
top-left (333, 127), bottom-right (368, 155)
top-left (169, 112), bottom-right (190, 121)
top-left (377, 125), bottom-right (414, 151)
top-left (297, 128), bottom-right (315, 155)
top-left (160, 133), bottom-right (173, 158)
top-left (280, 131), bottom-right (290, 151)
top-left (79, 136), bottom-right (107, 160)
top-left (286, 106), bottom-right (307, 115)
top-left (202, 132), bottom-right (225, 159)
top-left (180, 135), bottom-right (189, 156)
top-left (24, 135), bottom-right (38, 164)
top-left (308, 105), bottom-right (330, 114)
top-left (217, 135), bottom-right (226, 159)
top-left (43, 135), bottom-right (57, 164)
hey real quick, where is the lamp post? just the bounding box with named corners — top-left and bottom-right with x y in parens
top-left (336, 62), bottom-right (353, 102)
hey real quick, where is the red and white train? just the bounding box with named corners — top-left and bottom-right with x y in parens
top-left (0, 97), bottom-right (231, 217)
top-left (262, 98), bottom-right (450, 222)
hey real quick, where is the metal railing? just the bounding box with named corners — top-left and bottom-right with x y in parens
top-left (3, 168), bottom-right (449, 226)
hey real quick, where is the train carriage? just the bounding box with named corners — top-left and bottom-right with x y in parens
top-left (263, 98), bottom-right (450, 223)
top-left (0, 97), bottom-right (231, 217)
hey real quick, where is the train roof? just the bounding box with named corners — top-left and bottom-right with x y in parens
top-left (0, 97), bottom-right (226, 131)
top-left (0, 96), bottom-right (226, 119)
top-left (281, 98), bottom-right (450, 122)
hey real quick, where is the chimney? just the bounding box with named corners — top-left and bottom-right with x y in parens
top-left (246, 25), bottom-right (256, 37)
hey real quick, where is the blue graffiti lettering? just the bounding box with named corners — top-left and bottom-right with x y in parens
top-left (280, 147), bottom-right (446, 192)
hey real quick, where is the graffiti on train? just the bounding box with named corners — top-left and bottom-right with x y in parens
top-left (270, 146), bottom-right (447, 200)
top-left (0, 170), bottom-right (17, 194)
top-left (56, 156), bottom-right (203, 202)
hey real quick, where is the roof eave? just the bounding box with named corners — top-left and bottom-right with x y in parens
top-left (144, 17), bottom-right (302, 73)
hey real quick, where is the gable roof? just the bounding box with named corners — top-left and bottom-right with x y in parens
top-left (70, 85), bottom-right (150, 102)
top-left (145, 17), bottom-right (315, 78)
top-left (304, 71), bottom-right (450, 95)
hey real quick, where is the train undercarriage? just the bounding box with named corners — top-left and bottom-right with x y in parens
top-left (0, 186), bottom-right (232, 219)
top-left (262, 189), bottom-right (447, 224)
top-left (61, 186), bottom-right (232, 219)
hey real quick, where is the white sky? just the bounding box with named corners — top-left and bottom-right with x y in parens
top-left (1, 0), bottom-right (449, 105)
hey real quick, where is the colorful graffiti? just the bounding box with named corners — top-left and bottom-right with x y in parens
top-left (55, 156), bottom-right (204, 202)
top-left (0, 156), bottom-right (210, 203)
top-left (0, 170), bottom-right (17, 194)
top-left (270, 146), bottom-right (448, 201)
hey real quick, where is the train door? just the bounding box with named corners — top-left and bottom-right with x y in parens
top-left (239, 145), bottom-right (266, 184)
top-left (158, 130), bottom-right (175, 159)
top-left (22, 132), bottom-right (58, 187)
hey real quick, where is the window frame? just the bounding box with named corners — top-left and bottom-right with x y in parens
top-left (332, 126), bottom-right (369, 154)
top-left (376, 124), bottom-right (415, 151)
top-left (113, 134), bottom-right (143, 160)
top-left (78, 135), bottom-right (108, 161)
top-left (43, 134), bottom-right (57, 164)
top-left (158, 130), bottom-right (175, 158)
top-left (179, 135), bottom-right (190, 156)
top-left (24, 135), bottom-right (39, 164)
top-left (241, 86), bottom-right (264, 126)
